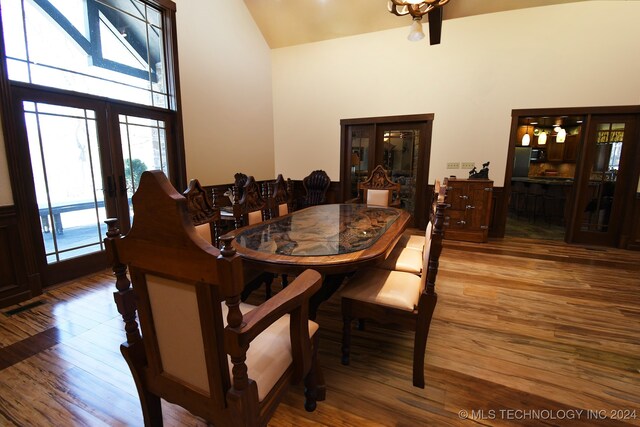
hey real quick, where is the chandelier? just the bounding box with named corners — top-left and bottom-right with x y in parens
top-left (387, 0), bottom-right (450, 43)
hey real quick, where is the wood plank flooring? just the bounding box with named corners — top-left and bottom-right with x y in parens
top-left (1, 237), bottom-right (639, 426)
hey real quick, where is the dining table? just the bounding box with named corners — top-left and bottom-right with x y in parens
top-left (225, 203), bottom-right (411, 318)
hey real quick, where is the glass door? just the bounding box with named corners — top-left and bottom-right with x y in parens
top-left (376, 124), bottom-right (425, 218)
top-left (14, 89), bottom-right (172, 285)
top-left (25, 101), bottom-right (108, 265)
top-left (341, 116), bottom-right (432, 229)
top-left (571, 115), bottom-right (637, 246)
top-left (346, 125), bottom-right (374, 200)
top-left (115, 111), bottom-right (170, 228)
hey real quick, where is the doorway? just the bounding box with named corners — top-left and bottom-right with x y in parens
top-left (503, 107), bottom-right (640, 248)
top-left (340, 114), bottom-right (433, 229)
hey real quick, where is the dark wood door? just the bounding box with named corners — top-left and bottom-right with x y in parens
top-left (340, 115), bottom-right (433, 229)
top-left (570, 114), bottom-right (638, 246)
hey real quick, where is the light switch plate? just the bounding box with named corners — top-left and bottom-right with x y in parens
top-left (447, 162), bottom-right (460, 169)
top-left (461, 162), bottom-right (475, 169)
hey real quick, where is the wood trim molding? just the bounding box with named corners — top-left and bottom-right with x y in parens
top-left (340, 113), bottom-right (434, 126)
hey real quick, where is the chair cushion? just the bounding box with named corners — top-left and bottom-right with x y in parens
top-left (222, 302), bottom-right (319, 402)
top-left (378, 245), bottom-right (422, 275)
top-left (339, 267), bottom-right (422, 311)
top-left (366, 189), bottom-right (390, 207)
top-left (194, 223), bottom-right (212, 244)
top-left (396, 232), bottom-right (426, 252)
top-left (248, 210), bottom-right (263, 225)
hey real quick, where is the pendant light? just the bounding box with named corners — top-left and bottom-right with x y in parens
top-left (521, 121), bottom-right (531, 146)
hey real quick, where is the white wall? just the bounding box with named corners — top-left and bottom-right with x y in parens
top-left (174, 0), bottom-right (275, 184)
top-left (271, 1), bottom-right (640, 184)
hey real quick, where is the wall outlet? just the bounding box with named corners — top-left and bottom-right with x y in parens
top-left (461, 162), bottom-right (475, 169)
top-left (447, 162), bottom-right (460, 169)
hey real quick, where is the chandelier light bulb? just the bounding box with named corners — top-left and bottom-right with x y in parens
top-left (407, 18), bottom-right (425, 41)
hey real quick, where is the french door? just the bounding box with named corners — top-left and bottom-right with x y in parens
top-left (12, 86), bottom-right (173, 285)
top-left (570, 114), bottom-right (638, 246)
top-left (340, 115), bottom-right (433, 229)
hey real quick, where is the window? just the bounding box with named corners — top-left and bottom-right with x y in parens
top-left (0, 0), bottom-right (183, 285)
top-left (2, 0), bottom-right (169, 108)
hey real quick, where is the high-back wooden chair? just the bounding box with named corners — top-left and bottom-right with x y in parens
top-left (183, 178), bottom-right (221, 247)
top-left (339, 183), bottom-right (446, 388)
top-left (231, 175), bottom-right (267, 229)
top-left (301, 170), bottom-right (331, 208)
top-left (265, 174), bottom-right (294, 219)
top-left (105, 170), bottom-right (324, 426)
top-left (357, 165), bottom-right (401, 207)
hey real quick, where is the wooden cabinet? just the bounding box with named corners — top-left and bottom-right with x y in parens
top-left (546, 139), bottom-right (565, 161)
top-left (443, 178), bottom-right (493, 243)
top-left (562, 134), bottom-right (580, 162)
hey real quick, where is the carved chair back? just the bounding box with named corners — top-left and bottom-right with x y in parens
top-left (104, 170), bottom-right (323, 426)
top-left (266, 174), bottom-right (294, 218)
top-left (233, 172), bottom-right (248, 201)
top-left (232, 175), bottom-right (267, 229)
top-left (302, 170), bottom-right (331, 208)
top-left (357, 165), bottom-right (401, 207)
top-left (183, 178), bottom-right (221, 247)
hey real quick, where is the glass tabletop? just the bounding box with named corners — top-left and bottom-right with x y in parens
top-left (234, 204), bottom-right (401, 256)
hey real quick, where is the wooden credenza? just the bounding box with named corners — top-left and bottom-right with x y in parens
top-left (443, 178), bottom-right (493, 243)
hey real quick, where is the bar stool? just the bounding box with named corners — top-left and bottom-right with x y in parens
top-left (543, 185), bottom-right (567, 225)
top-left (510, 181), bottom-right (527, 217)
top-left (525, 183), bottom-right (545, 223)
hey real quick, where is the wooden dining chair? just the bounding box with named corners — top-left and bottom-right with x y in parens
top-left (339, 191), bottom-right (446, 388)
top-left (380, 180), bottom-right (445, 275)
top-left (183, 178), bottom-right (221, 247)
top-left (301, 170), bottom-right (331, 208)
top-left (265, 174), bottom-right (294, 219)
top-left (105, 170), bottom-right (324, 427)
top-left (233, 172), bottom-right (249, 201)
top-left (231, 175), bottom-right (268, 229)
top-left (356, 165), bottom-right (401, 207)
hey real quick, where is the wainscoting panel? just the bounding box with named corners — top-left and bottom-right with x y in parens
top-left (0, 206), bottom-right (37, 307)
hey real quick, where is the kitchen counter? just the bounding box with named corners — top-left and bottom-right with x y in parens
top-left (512, 177), bottom-right (574, 185)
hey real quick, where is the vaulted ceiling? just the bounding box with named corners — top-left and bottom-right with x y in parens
top-left (243, 0), bottom-right (591, 49)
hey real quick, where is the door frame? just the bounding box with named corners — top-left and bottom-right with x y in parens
top-left (501, 105), bottom-right (640, 248)
top-left (339, 114), bottom-right (434, 229)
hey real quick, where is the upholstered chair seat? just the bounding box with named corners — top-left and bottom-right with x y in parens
top-left (222, 302), bottom-right (319, 401)
top-left (395, 232), bottom-right (426, 251)
top-left (339, 267), bottom-right (422, 311)
top-left (378, 222), bottom-right (432, 275)
top-left (377, 245), bottom-right (423, 275)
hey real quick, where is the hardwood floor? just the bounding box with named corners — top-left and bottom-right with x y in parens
top-left (1, 237), bottom-right (639, 426)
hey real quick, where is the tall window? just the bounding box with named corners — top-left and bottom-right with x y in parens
top-left (0, 0), bottom-right (182, 285)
